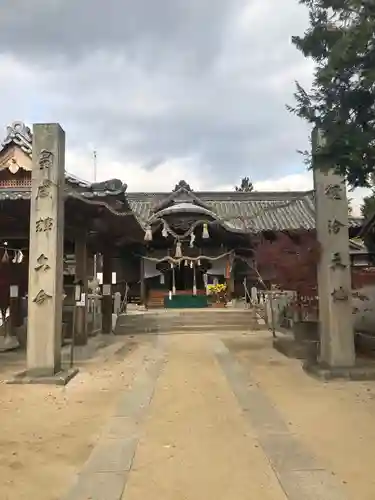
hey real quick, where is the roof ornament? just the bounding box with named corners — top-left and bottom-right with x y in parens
top-left (1, 121), bottom-right (32, 156)
top-left (173, 180), bottom-right (192, 192)
top-left (90, 179), bottom-right (127, 192)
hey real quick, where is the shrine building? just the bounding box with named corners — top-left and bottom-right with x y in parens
top-left (0, 121), bottom-right (366, 320)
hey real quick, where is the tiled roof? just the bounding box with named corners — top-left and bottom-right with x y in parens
top-left (0, 125), bottom-right (364, 234)
top-left (127, 189), bottom-right (363, 233)
top-left (0, 187), bottom-right (126, 201)
top-left (349, 238), bottom-right (367, 252)
top-left (0, 189), bottom-right (31, 201)
top-left (126, 190), bottom-right (314, 232)
top-left (0, 122), bottom-right (127, 199)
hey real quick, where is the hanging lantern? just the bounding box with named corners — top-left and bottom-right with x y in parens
top-left (190, 261), bottom-right (193, 269)
top-left (162, 221), bottom-right (168, 238)
top-left (184, 259), bottom-right (188, 267)
top-left (1, 248), bottom-right (9, 263)
top-left (17, 250), bottom-right (24, 264)
top-left (197, 259), bottom-right (201, 266)
top-left (11, 250), bottom-right (23, 264)
top-left (170, 262), bottom-right (174, 269)
top-left (202, 223), bottom-right (209, 239)
top-left (175, 241), bottom-right (182, 258)
top-left (189, 231), bottom-right (196, 248)
top-left (144, 225), bottom-right (153, 241)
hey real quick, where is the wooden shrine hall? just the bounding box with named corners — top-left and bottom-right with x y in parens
top-left (0, 121), bottom-right (143, 351)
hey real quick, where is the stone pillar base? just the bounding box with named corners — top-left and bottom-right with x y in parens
top-left (303, 361), bottom-right (375, 381)
top-left (7, 367), bottom-right (79, 386)
top-left (273, 336), bottom-right (318, 361)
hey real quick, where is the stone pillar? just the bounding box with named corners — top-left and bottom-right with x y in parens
top-left (27, 124), bottom-right (65, 376)
top-left (102, 252), bottom-right (112, 334)
top-left (74, 233), bottom-right (88, 345)
top-left (313, 127), bottom-right (355, 368)
top-left (113, 291), bottom-right (121, 315)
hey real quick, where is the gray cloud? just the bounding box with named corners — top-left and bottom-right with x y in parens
top-left (0, 0), bottom-right (312, 186)
top-left (0, 0), bottom-right (246, 67)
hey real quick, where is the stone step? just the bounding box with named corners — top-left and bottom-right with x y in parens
top-left (117, 311), bottom-right (255, 319)
top-left (116, 318), bottom-right (257, 328)
top-left (114, 310), bottom-right (259, 335)
top-left (118, 310), bottom-right (255, 319)
top-left (115, 315), bottom-right (260, 334)
top-left (115, 324), bottom-right (260, 334)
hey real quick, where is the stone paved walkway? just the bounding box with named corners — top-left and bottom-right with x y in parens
top-left (62, 332), bottom-right (349, 500)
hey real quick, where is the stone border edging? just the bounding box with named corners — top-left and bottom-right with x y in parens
top-left (61, 335), bottom-right (165, 500)
top-left (213, 339), bottom-right (348, 500)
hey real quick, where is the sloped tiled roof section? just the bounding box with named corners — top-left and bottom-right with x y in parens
top-left (127, 190), bottom-right (312, 232)
top-left (127, 189), bottom-right (363, 233)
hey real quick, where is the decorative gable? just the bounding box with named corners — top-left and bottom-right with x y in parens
top-left (0, 122), bottom-right (33, 187)
top-left (172, 180), bottom-right (192, 192)
top-left (0, 145), bottom-right (32, 172)
top-left (1, 121), bottom-right (32, 156)
top-left (152, 180), bottom-right (212, 213)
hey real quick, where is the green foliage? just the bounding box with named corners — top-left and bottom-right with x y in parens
top-left (348, 197), bottom-right (353, 215)
top-left (361, 192), bottom-right (375, 219)
top-left (288, 0), bottom-right (375, 187)
top-left (361, 189), bottom-right (375, 259)
top-left (235, 177), bottom-right (254, 192)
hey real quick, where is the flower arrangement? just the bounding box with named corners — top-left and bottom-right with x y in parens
top-left (207, 283), bottom-right (227, 303)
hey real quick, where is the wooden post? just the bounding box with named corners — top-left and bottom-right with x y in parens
top-left (102, 252), bottom-right (112, 334)
top-left (225, 256), bottom-right (234, 301)
top-left (140, 257), bottom-right (146, 306)
top-left (9, 281), bottom-right (22, 338)
top-left (74, 232), bottom-right (88, 345)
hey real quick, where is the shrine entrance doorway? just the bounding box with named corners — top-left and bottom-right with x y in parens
top-left (169, 263), bottom-right (205, 292)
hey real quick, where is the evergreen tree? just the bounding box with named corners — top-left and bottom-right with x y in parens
top-left (348, 197), bottom-right (353, 215)
top-left (288, 0), bottom-right (375, 187)
top-left (361, 190), bottom-right (375, 257)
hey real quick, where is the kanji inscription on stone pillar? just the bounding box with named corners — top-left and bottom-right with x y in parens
top-left (36, 179), bottom-right (52, 199)
top-left (27, 124), bottom-right (65, 376)
top-left (313, 126), bottom-right (355, 368)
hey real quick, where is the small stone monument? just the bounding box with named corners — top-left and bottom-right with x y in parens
top-left (113, 291), bottom-right (122, 315)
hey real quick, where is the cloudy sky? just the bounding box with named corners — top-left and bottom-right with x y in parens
top-left (0, 0), bottom-right (369, 213)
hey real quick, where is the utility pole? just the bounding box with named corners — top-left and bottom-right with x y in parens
top-left (93, 150), bottom-right (98, 279)
top-left (93, 150), bottom-right (97, 183)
